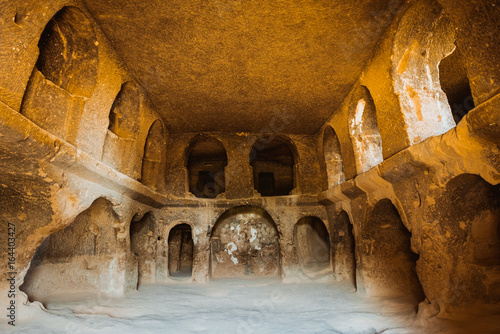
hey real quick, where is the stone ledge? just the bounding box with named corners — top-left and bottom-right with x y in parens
top-left (164, 193), bottom-right (321, 208)
top-left (0, 101), bottom-right (167, 207)
top-left (318, 95), bottom-right (500, 204)
top-left (466, 91), bottom-right (500, 144)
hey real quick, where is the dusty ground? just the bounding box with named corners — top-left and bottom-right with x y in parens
top-left (7, 279), bottom-right (499, 334)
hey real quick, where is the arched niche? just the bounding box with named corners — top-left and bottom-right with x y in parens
top-left (141, 120), bottom-right (167, 191)
top-left (438, 174), bottom-right (500, 267)
top-left (34, 6), bottom-right (98, 97)
top-left (20, 6), bottom-right (98, 141)
top-left (250, 137), bottom-right (296, 196)
top-left (168, 223), bottom-right (194, 279)
top-left (21, 198), bottom-right (124, 303)
top-left (186, 135), bottom-right (227, 198)
top-left (432, 174), bottom-right (500, 307)
top-left (363, 199), bottom-right (425, 305)
top-left (348, 86), bottom-right (383, 174)
top-left (210, 206), bottom-right (280, 279)
top-left (439, 45), bottom-right (475, 124)
top-left (392, 0), bottom-right (459, 144)
top-left (331, 211), bottom-right (356, 288)
top-left (108, 82), bottom-right (141, 139)
top-left (323, 126), bottom-right (345, 189)
top-left (295, 217), bottom-right (330, 273)
top-left (101, 82), bottom-right (144, 179)
top-left (130, 212), bottom-right (156, 285)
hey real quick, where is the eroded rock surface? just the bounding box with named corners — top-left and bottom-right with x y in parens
top-left (0, 0), bottom-right (499, 332)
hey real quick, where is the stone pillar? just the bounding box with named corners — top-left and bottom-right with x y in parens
top-left (192, 226), bottom-right (210, 283)
top-left (224, 137), bottom-right (255, 199)
top-left (165, 136), bottom-right (190, 197)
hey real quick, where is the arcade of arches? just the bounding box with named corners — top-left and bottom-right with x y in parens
top-left (0, 0), bottom-right (499, 333)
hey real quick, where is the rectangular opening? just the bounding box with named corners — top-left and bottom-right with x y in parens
top-left (258, 172), bottom-right (275, 196)
top-left (196, 170), bottom-right (216, 197)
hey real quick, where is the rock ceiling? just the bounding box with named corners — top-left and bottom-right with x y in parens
top-left (82, 0), bottom-right (401, 134)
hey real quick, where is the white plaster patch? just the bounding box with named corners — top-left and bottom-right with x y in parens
top-left (425, 64), bottom-right (433, 89)
top-left (226, 242), bottom-right (238, 264)
top-left (192, 227), bottom-right (198, 244)
top-left (249, 227), bottom-right (257, 243)
top-left (354, 99), bottom-right (366, 125)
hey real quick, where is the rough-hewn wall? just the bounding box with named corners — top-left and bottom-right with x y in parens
top-left (151, 197), bottom-right (328, 283)
top-left (321, 104), bottom-right (500, 316)
top-left (166, 132), bottom-right (323, 199)
top-left (0, 0), bottom-right (498, 324)
top-left (0, 0), bottom-right (167, 314)
top-left (317, 0), bottom-right (500, 318)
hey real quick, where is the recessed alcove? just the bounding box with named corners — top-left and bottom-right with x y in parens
top-left (250, 137), bottom-right (296, 196)
top-left (294, 216), bottom-right (330, 273)
top-left (187, 136), bottom-right (228, 198)
top-left (19, 6), bottom-right (98, 141)
top-left (439, 46), bottom-right (475, 124)
top-left (362, 199), bottom-right (425, 307)
top-left (348, 86), bottom-right (383, 174)
top-left (21, 198), bottom-right (128, 303)
top-left (210, 206), bottom-right (281, 279)
top-left (168, 223), bottom-right (194, 279)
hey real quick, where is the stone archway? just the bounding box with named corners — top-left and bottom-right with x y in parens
top-left (168, 223), bottom-right (194, 279)
top-left (20, 6), bottom-right (98, 142)
top-left (21, 198), bottom-right (129, 302)
top-left (361, 199), bottom-right (425, 305)
top-left (295, 216), bottom-right (330, 273)
top-left (250, 137), bottom-right (296, 196)
top-left (210, 206), bottom-right (280, 279)
top-left (186, 135), bottom-right (228, 198)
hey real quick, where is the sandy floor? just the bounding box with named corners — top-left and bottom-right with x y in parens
top-left (6, 279), bottom-right (500, 334)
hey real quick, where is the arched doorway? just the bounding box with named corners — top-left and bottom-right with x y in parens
top-left (21, 198), bottom-right (122, 302)
top-left (210, 206), bottom-right (280, 278)
top-left (250, 137), bottom-right (296, 196)
top-left (186, 135), bottom-right (227, 198)
top-left (295, 217), bottom-right (330, 273)
top-left (363, 199), bottom-right (425, 305)
top-left (433, 174), bottom-right (500, 306)
top-left (168, 224), bottom-right (194, 279)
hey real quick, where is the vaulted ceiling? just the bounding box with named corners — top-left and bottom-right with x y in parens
top-left (82, 0), bottom-right (401, 134)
